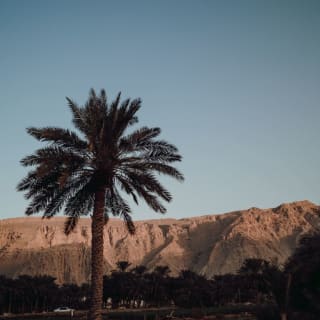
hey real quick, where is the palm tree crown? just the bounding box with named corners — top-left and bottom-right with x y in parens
top-left (17, 89), bottom-right (183, 320)
top-left (17, 89), bottom-right (183, 231)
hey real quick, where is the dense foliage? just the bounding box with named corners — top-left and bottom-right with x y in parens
top-left (0, 275), bottom-right (90, 314)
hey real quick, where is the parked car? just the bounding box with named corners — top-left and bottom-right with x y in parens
top-left (54, 307), bottom-right (75, 313)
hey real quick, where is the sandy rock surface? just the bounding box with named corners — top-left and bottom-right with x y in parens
top-left (0, 200), bottom-right (319, 284)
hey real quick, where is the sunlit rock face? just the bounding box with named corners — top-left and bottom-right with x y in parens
top-left (0, 200), bottom-right (319, 284)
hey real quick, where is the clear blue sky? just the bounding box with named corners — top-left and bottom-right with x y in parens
top-left (1, 0), bottom-right (319, 220)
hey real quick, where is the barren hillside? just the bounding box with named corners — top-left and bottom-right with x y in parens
top-left (0, 200), bottom-right (319, 284)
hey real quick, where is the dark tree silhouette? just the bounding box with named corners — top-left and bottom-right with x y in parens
top-left (239, 258), bottom-right (290, 320)
top-left (285, 232), bottom-right (320, 318)
top-left (175, 270), bottom-right (213, 308)
top-left (0, 275), bottom-right (91, 314)
top-left (116, 261), bottom-right (131, 272)
top-left (131, 265), bottom-right (148, 307)
top-left (132, 265), bottom-right (147, 276)
top-left (154, 265), bottom-right (171, 277)
top-left (238, 258), bottom-right (272, 304)
top-left (17, 89), bottom-right (184, 320)
top-left (238, 258), bottom-right (271, 275)
top-left (151, 266), bottom-right (171, 306)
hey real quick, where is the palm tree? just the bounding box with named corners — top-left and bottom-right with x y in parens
top-left (17, 89), bottom-right (184, 320)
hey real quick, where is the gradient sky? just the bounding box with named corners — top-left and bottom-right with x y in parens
top-left (1, 0), bottom-right (319, 221)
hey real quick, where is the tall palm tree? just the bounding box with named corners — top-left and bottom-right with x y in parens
top-left (17, 89), bottom-right (184, 320)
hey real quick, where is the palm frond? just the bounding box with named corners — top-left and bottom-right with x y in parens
top-left (115, 174), bottom-right (139, 205)
top-left (139, 140), bottom-right (178, 153)
top-left (111, 98), bottom-right (141, 140)
top-left (89, 88), bottom-right (97, 100)
top-left (121, 171), bottom-right (172, 202)
top-left (127, 181), bottom-right (166, 213)
top-left (25, 185), bottom-right (57, 215)
top-left (43, 175), bottom-right (91, 217)
top-left (21, 146), bottom-right (85, 167)
top-left (17, 171), bottom-right (37, 191)
top-left (106, 188), bottom-right (135, 234)
top-left (126, 99), bottom-right (141, 124)
top-left (109, 92), bottom-right (121, 123)
top-left (66, 97), bottom-right (88, 134)
top-left (119, 126), bottom-right (161, 152)
top-left (64, 216), bottom-right (79, 235)
top-left (27, 127), bottom-right (88, 150)
top-left (141, 163), bottom-right (184, 181)
top-left (23, 170), bottom-right (61, 200)
top-left (100, 89), bottom-right (107, 111)
top-left (64, 180), bottom-right (94, 217)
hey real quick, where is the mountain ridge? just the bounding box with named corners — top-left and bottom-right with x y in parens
top-left (0, 200), bottom-right (319, 284)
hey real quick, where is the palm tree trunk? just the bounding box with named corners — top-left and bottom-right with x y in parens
top-left (89, 188), bottom-right (106, 320)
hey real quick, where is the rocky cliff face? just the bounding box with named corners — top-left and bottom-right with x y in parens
top-left (0, 200), bottom-right (319, 284)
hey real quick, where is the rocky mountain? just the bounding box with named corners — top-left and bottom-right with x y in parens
top-left (0, 200), bottom-right (319, 284)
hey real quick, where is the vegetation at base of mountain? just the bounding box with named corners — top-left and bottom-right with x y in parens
top-left (0, 275), bottom-right (90, 315)
top-left (0, 232), bottom-right (319, 319)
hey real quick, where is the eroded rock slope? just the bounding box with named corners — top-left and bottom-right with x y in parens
top-left (0, 200), bottom-right (319, 284)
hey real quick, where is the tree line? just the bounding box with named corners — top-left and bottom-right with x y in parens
top-left (0, 232), bottom-right (319, 319)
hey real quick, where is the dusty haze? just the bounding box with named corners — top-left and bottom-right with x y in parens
top-left (0, 200), bottom-right (319, 284)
